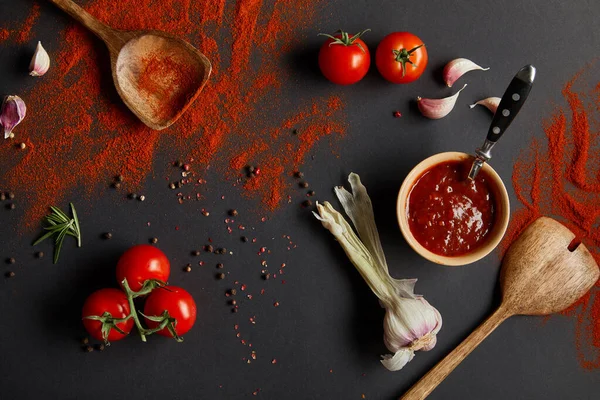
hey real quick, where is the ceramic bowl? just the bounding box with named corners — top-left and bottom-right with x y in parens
top-left (396, 151), bottom-right (510, 266)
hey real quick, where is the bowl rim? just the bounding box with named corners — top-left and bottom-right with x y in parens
top-left (396, 151), bottom-right (510, 266)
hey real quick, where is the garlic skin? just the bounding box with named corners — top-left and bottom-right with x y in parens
top-left (314, 173), bottom-right (443, 372)
top-left (417, 84), bottom-right (467, 119)
top-left (1, 96), bottom-right (27, 139)
top-left (29, 41), bottom-right (50, 77)
top-left (381, 297), bottom-right (442, 371)
top-left (443, 58), bottom-right (489, 87)
top-left (470, 97), bottom-right (501, 114)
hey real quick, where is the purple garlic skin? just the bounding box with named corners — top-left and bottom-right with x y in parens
top-left (470, 97), bottom-right (501, 114)
top-left (1, 95), bottom-right (27, 139)
top-left (29, 41), bottom-right (51, 77)
top-left (443, 58), bottom-right (489, 87)
top-left (417, 84), bottom-right (467, 119)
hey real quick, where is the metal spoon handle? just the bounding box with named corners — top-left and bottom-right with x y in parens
top-left (468, 65), bottom-right (536, 180)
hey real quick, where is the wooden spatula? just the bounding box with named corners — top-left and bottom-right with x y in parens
top-left (401, 217), bottom-right (599, 400)
top-left (48, 0), bottom-right (212, 130)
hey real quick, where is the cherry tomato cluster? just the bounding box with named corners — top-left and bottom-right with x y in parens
top-left (318, 30), bottom-right (428, 85)
top-left (82, 245), bottom-right (197, 344)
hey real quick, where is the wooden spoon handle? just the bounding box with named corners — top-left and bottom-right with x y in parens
top-left (47, 0), bottom-right (123, 47)
top-left (400, 307), bottom-right (510, 400)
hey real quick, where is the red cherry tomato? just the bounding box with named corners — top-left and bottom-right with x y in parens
top-left (143, 286), bottom-right (197, 337)
top-left (82, 288), bottom-right (134, 342)
top-left (116, 245), bottom-right (170, 292)
top-left (376, 32), bottom-right (428, 84)
top-left (318, 29), bottom-right (371, 85)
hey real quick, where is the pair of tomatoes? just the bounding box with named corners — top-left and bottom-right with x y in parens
top-left (318, 30), bottom-right (428, 85)
top-left (82, 245), bottom-right (197, 342)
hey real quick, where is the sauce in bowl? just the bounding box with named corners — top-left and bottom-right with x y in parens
top-left (406, 160), bottom-right (496, 256)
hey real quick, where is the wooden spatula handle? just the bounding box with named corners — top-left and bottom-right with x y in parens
top-left (400, 307), bottom-right (510, 400)
top-left (47, 0), bottom-right (122, 47)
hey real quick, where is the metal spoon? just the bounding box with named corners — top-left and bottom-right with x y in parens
top-left (468, 65), bottom-right (536, 180)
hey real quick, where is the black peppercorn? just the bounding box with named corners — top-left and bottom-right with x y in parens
top-left (0, 193), bottom-right (5, 201)
top-left (232, 307), bottom-right (238, 313)
top-left (128, 193), bottom-right (137, 200)
top-left (81, 337), bottom-right (89, 345)
top-left (35, 251), bottom-right (44, 258)
top-left (302, 199), bottom-right (313, 208)
top-left (230, 300), bottom-right (237, 305)
top-left (205, 245), bottom-right (214, 253)
top-left (294, 171), bottom-right (304, 178)
top-left (299, 181), bottom-right (309, 188)
top-left (192, 250), bottom-right (201, 256)
top-left (229, 209), bottom-right (238, 217)
top-left (7, 257), bottom-right (15, 264)
top-left (84, 345), bottom-right (94, 353)
top-left (94, 343), bottom-right (105, 351)
top-left (216, 263), bottom-right (224, 269)
top-left (5, 271), bottom-right (15, 278)
top-left (112, 182), bottom-right (121, 189)
top-left (7, 203), bottom-right (15, 210)
top-left (103, 232), bottom-right (112, 240)
top-left (8, 192), bottom-right (15, 199)
top-left (169, 182), bottom-right (176, 190)
top-left (184, 265), bottom-right (192, 272)
top-left (150, 237), bottom-right (158, 244)
top-left (241, 236), bottom-right (248, 243)
top-left (175, 160), bottom-right (183, 168)
top-left (307, 190), bottom-right (315, 197)
top-left (216, 273), bottom-right (225, 280)
top-left (230, 288), bottom-right (237, 295)
top-left (116, 175), bottom-right (124, 182)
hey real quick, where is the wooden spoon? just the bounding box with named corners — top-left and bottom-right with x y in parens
top-left (48, 0), bottom-right (212, 130)
top-left (401, 217), bottom-right (599, 400)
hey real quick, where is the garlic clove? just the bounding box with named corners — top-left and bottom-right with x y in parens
top-left (443, 58), bottom-right (489, 87)
top-left (469, 96), bottom-right (501, 114)
top-left (381, 348), bottom-right (415, 371)
top-left (1, 95), bottom-right (27, 139)
top-left (417, 84), bottom-right (467, 119)
top-left (29, 41), bottom-right (50, 77)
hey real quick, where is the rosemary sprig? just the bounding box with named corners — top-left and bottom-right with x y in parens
top-left (33, 203), bottom-right (82, 264)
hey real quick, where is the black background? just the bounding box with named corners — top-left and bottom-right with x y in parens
top-left (1, 0), bottom-right (599, 399)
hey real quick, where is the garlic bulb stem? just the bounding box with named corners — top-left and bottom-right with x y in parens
top-left (314, 173), bottom-right (442, 372)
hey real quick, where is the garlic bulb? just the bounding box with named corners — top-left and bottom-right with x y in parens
top-left (1, 95), bottom-right (27, 139)
top-left (443, 58), bottom-right (489, 87)
top-left (29, 41), bottom-right (50, 77)
top-left (314, 173), bottom-right (442, 371)
top-left (470, 97), bottom-right (501, 114)
top-left (417, 84), bottom-right (467, 119)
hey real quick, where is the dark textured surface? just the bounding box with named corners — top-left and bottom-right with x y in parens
top-left (1, 1), bottom-right (599, 399)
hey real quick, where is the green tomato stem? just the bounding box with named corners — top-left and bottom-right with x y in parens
top-left (121, 278), bottom-right (147, 342)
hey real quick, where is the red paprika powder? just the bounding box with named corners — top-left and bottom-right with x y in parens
top-left (0, 0), bottom-right (346, 230)
top-left (503, 65), bottom-right (600, 370)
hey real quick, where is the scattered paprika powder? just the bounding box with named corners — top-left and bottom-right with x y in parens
top-left (502, 64), bottom-right (600, 370)
top-left (0, 0), bottom-right (346, 231)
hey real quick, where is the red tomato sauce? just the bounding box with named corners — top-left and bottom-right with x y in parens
top-left (407, 160), bottom-right (496, 256)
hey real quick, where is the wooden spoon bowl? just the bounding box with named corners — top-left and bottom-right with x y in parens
top-left (49, 0), bottom-right (211, 130)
